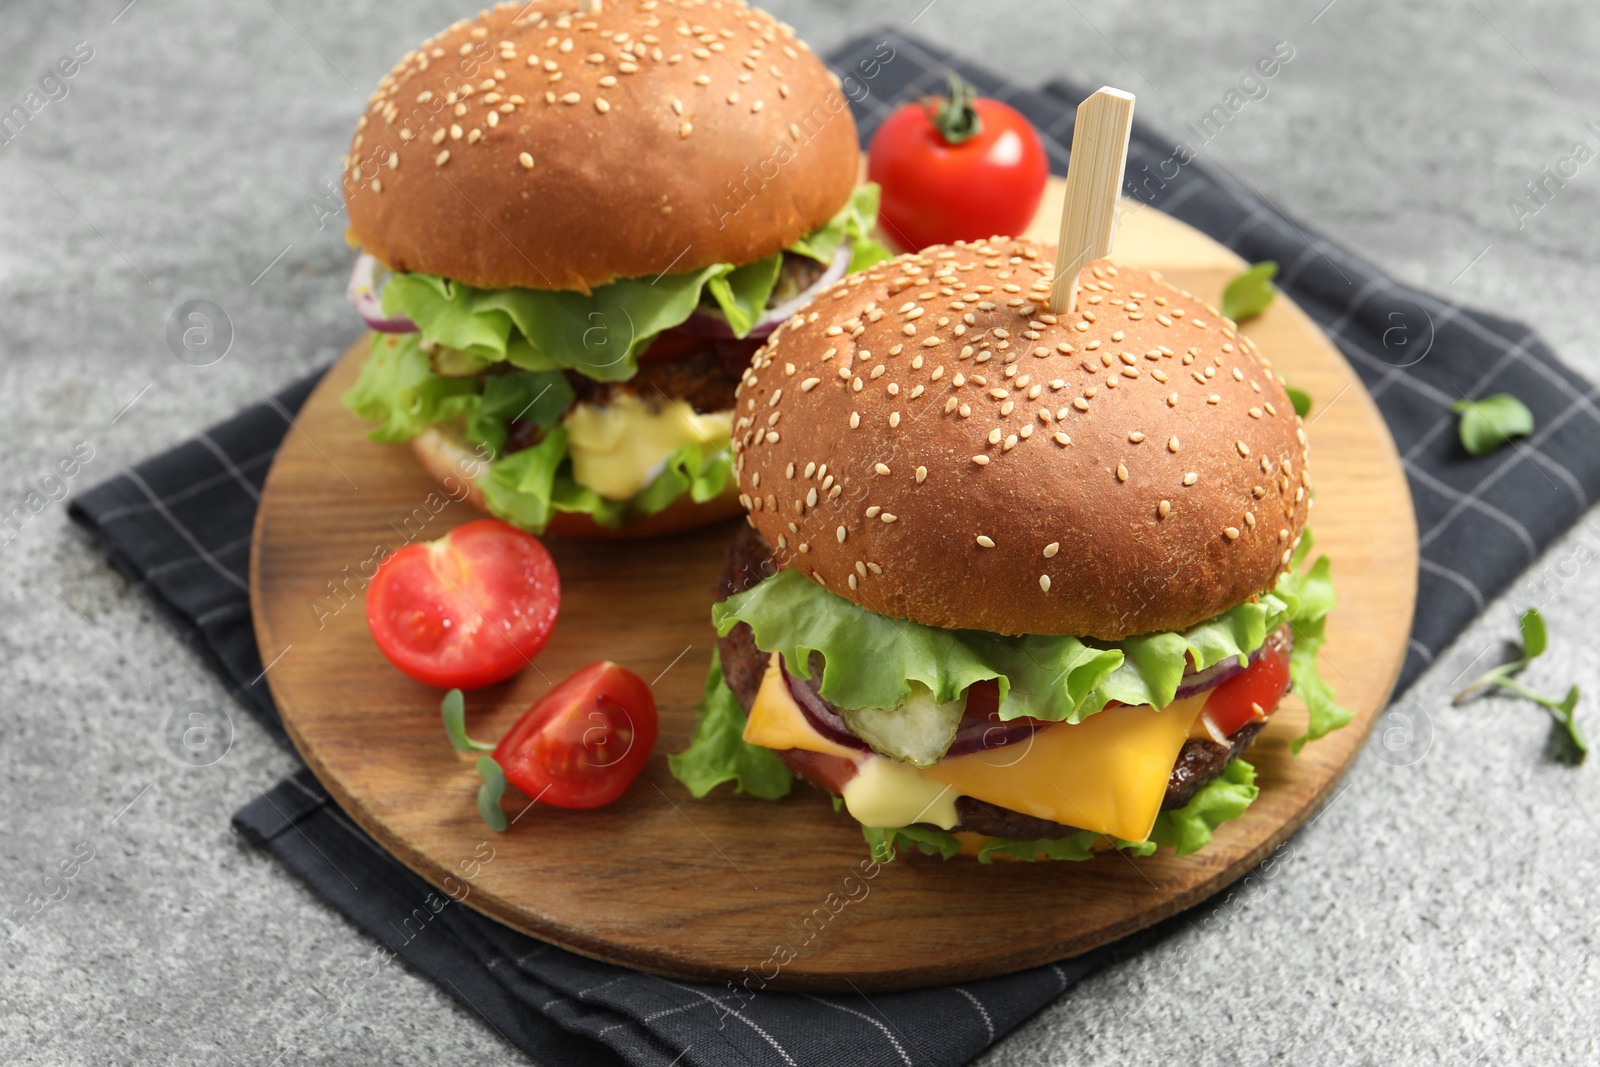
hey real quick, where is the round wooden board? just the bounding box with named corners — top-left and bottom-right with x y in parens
top-left (251, 184), bottom-right (1417, 992)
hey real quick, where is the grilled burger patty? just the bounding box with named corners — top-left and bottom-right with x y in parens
top-left (715, 522), bottom-right (1270, 838)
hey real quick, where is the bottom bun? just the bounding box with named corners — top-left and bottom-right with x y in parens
top-left (409, 426), bottom-right (743, 539)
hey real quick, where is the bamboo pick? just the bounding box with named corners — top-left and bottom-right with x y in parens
top-left (1048, 87), bottom-right (1135, 315)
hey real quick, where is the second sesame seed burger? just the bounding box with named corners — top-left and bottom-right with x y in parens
top-left (339, 0), bottom-right (890, 537)
top-left (670, 237), bottom-right (1351, 862)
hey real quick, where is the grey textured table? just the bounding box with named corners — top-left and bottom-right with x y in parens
top-left (3, 1), bottom-right (1598, 1063)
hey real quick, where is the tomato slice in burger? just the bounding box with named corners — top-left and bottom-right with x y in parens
top-left (365, 519), bottom-right (560, 690)
top-left (491, 662), bottom-right (658, 810)
top-left (1201, 638), bottom-right (1293, 737)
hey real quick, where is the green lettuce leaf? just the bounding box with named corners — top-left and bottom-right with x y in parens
top-left (341, 334), bottom-right (572, 453)
top-left (1277, 531), bottom-right (1351, 752)
top-left (704, 254), bottom-right (783, 338)
top-left (667, 647), bottom-right (794, 800)
top-left (791, 184), bottom-right (893, 271)
top-left (383, 265), bottom-right (728, 382)
top-left (864, 759), bottom-right (1259, 864)
top-left (477, 428), bottom-right (732, 533)
top-left (1148, 758), bottom-right (1259, 855)
top-left (378, 184), bottom-right (891, 383)
top-left (712, 569), bottom-right (1293, 723)
top-left (341, 334), bottom-right (480, 443)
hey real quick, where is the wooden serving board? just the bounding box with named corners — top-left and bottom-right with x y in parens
top-left (251, 184), bottom-right (1417, 992)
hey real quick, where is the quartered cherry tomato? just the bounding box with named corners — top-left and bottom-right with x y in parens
top-left (493, 661), bottom-right (658, 809)
top-left (1202, 637), bottom-right (1293, 736)
top-left (366, 519), bottom-right (559, 690)
top-left (867, 73), bottom-right (1049, 251)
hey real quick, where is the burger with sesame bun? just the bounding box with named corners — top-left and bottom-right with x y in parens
top-left (669, 237), bottom-right (1351, 862)
top-left (339, 0), bottom-right (891, 537)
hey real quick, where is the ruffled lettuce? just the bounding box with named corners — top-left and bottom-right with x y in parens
top-left (478, 427), bottom-right (732, 532)
top-left (342, 334), bottom-right (726, 533)
top-left (714, 571), bottom-right (1291, 723)
top-left (378, 185), bottom-right (893, 383)
top-left (714, 539), bottom-right (1347, 733)
top-left (343, 333), bottom-right (572, 452)
top-left (667, 647), bottom-right (795, 800)
top-left (790, 184), bottom-right (894, 272)
top-left (861, 759), bottom-right (1259, 863)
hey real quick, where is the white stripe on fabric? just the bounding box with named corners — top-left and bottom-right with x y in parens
top-left (1418, 557), bottom-right (1487, 612)
top-left (197, 431), bottom-right (262, 502)
top-left (1405, 464), bottom-right (1537, 558)
top-left (124, 469), bottom-right (248, 591)
top-left (800, 994), bottom-right (914, 1067)
top-left (664, 982), bottom-right (798, 1067)
top-left (953, 986), bottom-right (996, 1042)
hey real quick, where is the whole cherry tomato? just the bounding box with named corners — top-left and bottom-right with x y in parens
top-left (366, 519), bottom-right (560, 690)
top-left (1201, 634), bottom-right (1293, 737)
top-left (867, 74), bottom-right (1049, 251)
top-left (491, 662), bottom-right (658, 810)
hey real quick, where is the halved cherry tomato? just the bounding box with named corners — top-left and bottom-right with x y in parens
top-left (867, 74), bottom-right (1048, 252)
top-left (637, 326), bottom-right (709, 363)
top-left (366, 519), bottom-right (559, 690)
top-left (493, 661), bottom-right (658, 809)
top-left (1202, 637), bottom-right (1293, 736)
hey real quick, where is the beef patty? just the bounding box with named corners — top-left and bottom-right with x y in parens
top-left (714, 522), bottom-right (1274, 839)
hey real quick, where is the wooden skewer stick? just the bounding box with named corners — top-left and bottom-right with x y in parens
top-left (1048, 87), bottom-right (1135, 316)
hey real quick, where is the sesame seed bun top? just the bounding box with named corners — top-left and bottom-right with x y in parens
top-left (343, 0), bottom-right (860, 293)
top-left (731, 239), bottom-right (1312, 640)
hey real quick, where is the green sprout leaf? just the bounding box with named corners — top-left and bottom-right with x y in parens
top-left (1285, 386), bottom-right (1312, 418)
top-left (1453, 608), bottom-right (1586, 762)
top-left (1221, 261), bottom-right (1277, 323)
top-left (1451, 394), bottom-right (1534, 457)
top-left (476, 757), bottom-right (509, 832)
top-left (441, 689), bottom-right (495, 753)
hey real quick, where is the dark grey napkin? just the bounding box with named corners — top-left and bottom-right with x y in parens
top-left (68, 28), bottom-right (1600, 1067)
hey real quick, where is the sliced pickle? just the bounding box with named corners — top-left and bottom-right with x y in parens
top-left (838, 683), bottom-right (966, 767)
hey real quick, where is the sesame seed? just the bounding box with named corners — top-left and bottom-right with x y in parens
top-left (915, 466), bottom-right (927, 483)
top-left (881, 513), bottom-right (898, 523)
top-left (1054, 432), bottom-right (1071, 446)
top-left (561, 92), bottom-right (581, 104)
top-left (1072, 397), bottom-right (1090, 412)
top-left (1128, 431), bottom-right (1146, 443)
top-left (1043, 542), bottom-right (1060, 558)
top-left (1236, 440), bottom-right (1251, 457)
top-left (519, 152), bottom-right (535, 169)
top-left (1158, 499), bottom-right (1171, 518)
top-left (806, 488), bottom-right (818, 507)
top-left (875, 463), bottom-right (891, 476)
top-left (435, 149), bottom-right (451, 166)
top-left (1116, 463), bottom-right (1129, 483)
top-left (800, 377), bottom-right (820, 392)
top-left (837, 526), bottom-right (847, 543)
top-left (976, 535), bottom-right (995, 548)
top-left (889, 412), bottom-right (901, 427)
top-left (866, 505), bottom-right (880, 518)
top-left (1039, 574), bottom-right (1052, 592)
top-left (849, 412), bottom-right (861, 428)
top-left (1208, 394), bottom-right (1221, 405)
top-left (1224, 526), bottom-right (1241, 540)
top-left (973, 455), bottom-right (990, 465)
top-left (679, 121), bottom-right (694, 137)
top-left (595, 98), bottom-right (611, 113)
top-left (1168, 436), bottom-right (1180, 453)
top-left (1183, 472), bottom-right (1198, 486)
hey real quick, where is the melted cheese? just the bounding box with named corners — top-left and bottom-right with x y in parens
top-left (743, 654), bottom-right (1208, 842)
top-left (562, 393), bottom-right (731, 501)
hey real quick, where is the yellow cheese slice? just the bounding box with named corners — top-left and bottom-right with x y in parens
top-left (562, 393), bottom-right (731, 501)
top-left (921, 692), bottom-right (1208, 842)
top-left (742, 654), bottom-right (1207, 843)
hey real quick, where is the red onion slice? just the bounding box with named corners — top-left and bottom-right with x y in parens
top-left (945, 716), bottom-right (1038, 759)
top-left (781, 658), bottom-right (870, 753)
top-left (347, 253), bottom-right (419, 333)
top-left (680, 242), bottom-right (852, 339)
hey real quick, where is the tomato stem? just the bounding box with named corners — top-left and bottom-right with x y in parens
top-left (925, 71), bottom-right (983, 146)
